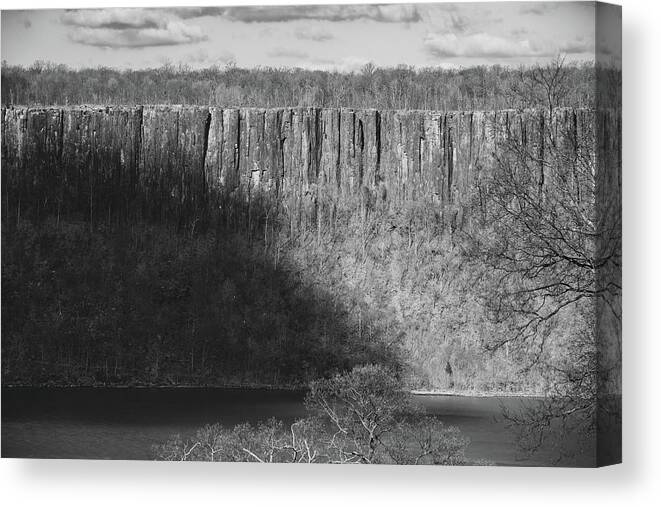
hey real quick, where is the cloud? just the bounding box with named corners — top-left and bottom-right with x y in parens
top-left (213, 5), bottom-right (421, 23)
top-left (62, 9), bottom-right (207, 48)
top-left (69, 22), bottom-right (207, 48)
top-left (424, 32), bottom-right (548, 59)
top-left (424, 31), bottom-right (594, 60)
top-left (62, 9), bottom-right (168, 30)
top-left (164, 7), bottom-right (227, 19)
top-left (267, 47), bottom-right (310, 59)
top-left (67, 5), bottom-right (422, 24)
top-left (294, 26), bottom-right (334, 42)
top-left (60, 4), bottom-right (421, 51)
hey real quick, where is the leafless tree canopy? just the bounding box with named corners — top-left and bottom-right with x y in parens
top-left (154, 365), bottom-right (469, 465)
top-left (469, 58), bottom-right (621, 458)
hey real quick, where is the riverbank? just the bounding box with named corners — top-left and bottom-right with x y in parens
top-left (410, 389), bottom-right (544, 398)
top-left (1, 380), bottom-right (304, 390)
top-left (2, 382), bottom-right (542, 398)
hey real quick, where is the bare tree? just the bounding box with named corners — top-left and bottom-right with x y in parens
top-left (154, 365), bottom-right (469, 465)
top-left (473, 58), bottom-right (621, 461)
top-left (510, 55), bottom-right (572, 119)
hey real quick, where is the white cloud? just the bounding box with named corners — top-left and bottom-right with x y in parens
top-left (424, 32), bottom-right (543, 58)
top-left (62, 9), bottom-right (207, 48)
top-left (62, 9), bottom-right (169, 30)
top-left (69, 21), bottom-right (207, 48)
top-left (215, 5), bottom-right (421, 23)
top-left (424, 31), bottom-right (592, 60)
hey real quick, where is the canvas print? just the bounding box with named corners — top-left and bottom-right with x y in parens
top-left (0, 2), bottom-right (621, 467)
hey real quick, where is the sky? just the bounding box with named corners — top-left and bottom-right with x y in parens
top-left (0, 1), bottom-right (621, 71)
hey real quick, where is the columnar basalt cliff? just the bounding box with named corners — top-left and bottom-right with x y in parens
top-left (0, 104), bottom-right (621, 432)
top-left (1, 106), bottom-right (615, 227)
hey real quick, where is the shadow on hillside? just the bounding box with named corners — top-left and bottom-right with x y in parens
top-left (0, 190), bottom-right (400, 387)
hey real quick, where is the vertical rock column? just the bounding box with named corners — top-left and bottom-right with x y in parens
top-left (451, 112), bottom-right (474, 202)
top-left (354, 109), bottom-right (380, 189)
top-left (204, 107), bottom-right (243, 226)
top-left (221, 108), bottom-right (241, 193)
top-left (204, 107), bottom-right (224, 207)
top-left (140, 105), bottom-right (181, 220)
top-left (81, 106), bottom-right (142, 220)
top-left (179, 106), bottom-right (210, 216)
top-left (378, 109), bottom-right (399, 205)
top-left (1, 107), bottom-right (29, 216)
top-left (320, 108), bottom-right (341, 192)
top-left (465, 111), bottom-right (491, 227)
top-left (140, 105), bottom-right (209, 221)
top-left (302, 107), bottom-right (323, 227)
top-left (338, 108), bottom-right (357, 196)
top-left (21, 108), bottom-right (63, 217)
top-left (421, 111), bottom-right (443, 203)
top-left (379, 109), bottom-right (428, 206)
top-left (280, 108), bottom-right (321, 230)
top-left (264, 108), bottom-right (284, 199)
top-left (397, 110), bottom-right (425, 201)
top-left (239, 108), bottom-right (266, 193)
top-left (61, 107), bottom-right (97, 217)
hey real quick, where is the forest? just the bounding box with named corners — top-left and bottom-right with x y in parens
top-left (1, 60), bottom-right (601, 111)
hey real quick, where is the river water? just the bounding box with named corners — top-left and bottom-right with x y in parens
top-left (1, 388), bottom-right (594, 466)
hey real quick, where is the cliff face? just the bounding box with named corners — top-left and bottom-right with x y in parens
top-left (1, 106), bottom-right (606, 224)
top-left (0, 106), bottom-right (621, 416)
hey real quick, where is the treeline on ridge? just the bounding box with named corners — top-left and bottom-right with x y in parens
top-left (1, 60), bottom-right (600, 110)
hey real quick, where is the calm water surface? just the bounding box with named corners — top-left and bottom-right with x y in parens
top-left (1, 388), bottom-right (594, 466)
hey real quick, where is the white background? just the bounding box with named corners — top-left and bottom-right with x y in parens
top-left (1, 1), bottom-right (658, 506)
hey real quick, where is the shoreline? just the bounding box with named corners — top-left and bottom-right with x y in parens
top-left (1, 382), bottom-right (303, 391)
top-left (410, 389), bottom-right (544, 398)
top-left (2, 382), bottom-right (543, 397)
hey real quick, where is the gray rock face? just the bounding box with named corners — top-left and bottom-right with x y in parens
top-left (139, 105), bottom-right (209, 219)
top-left (1, 106), bottom-right (615, 226)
